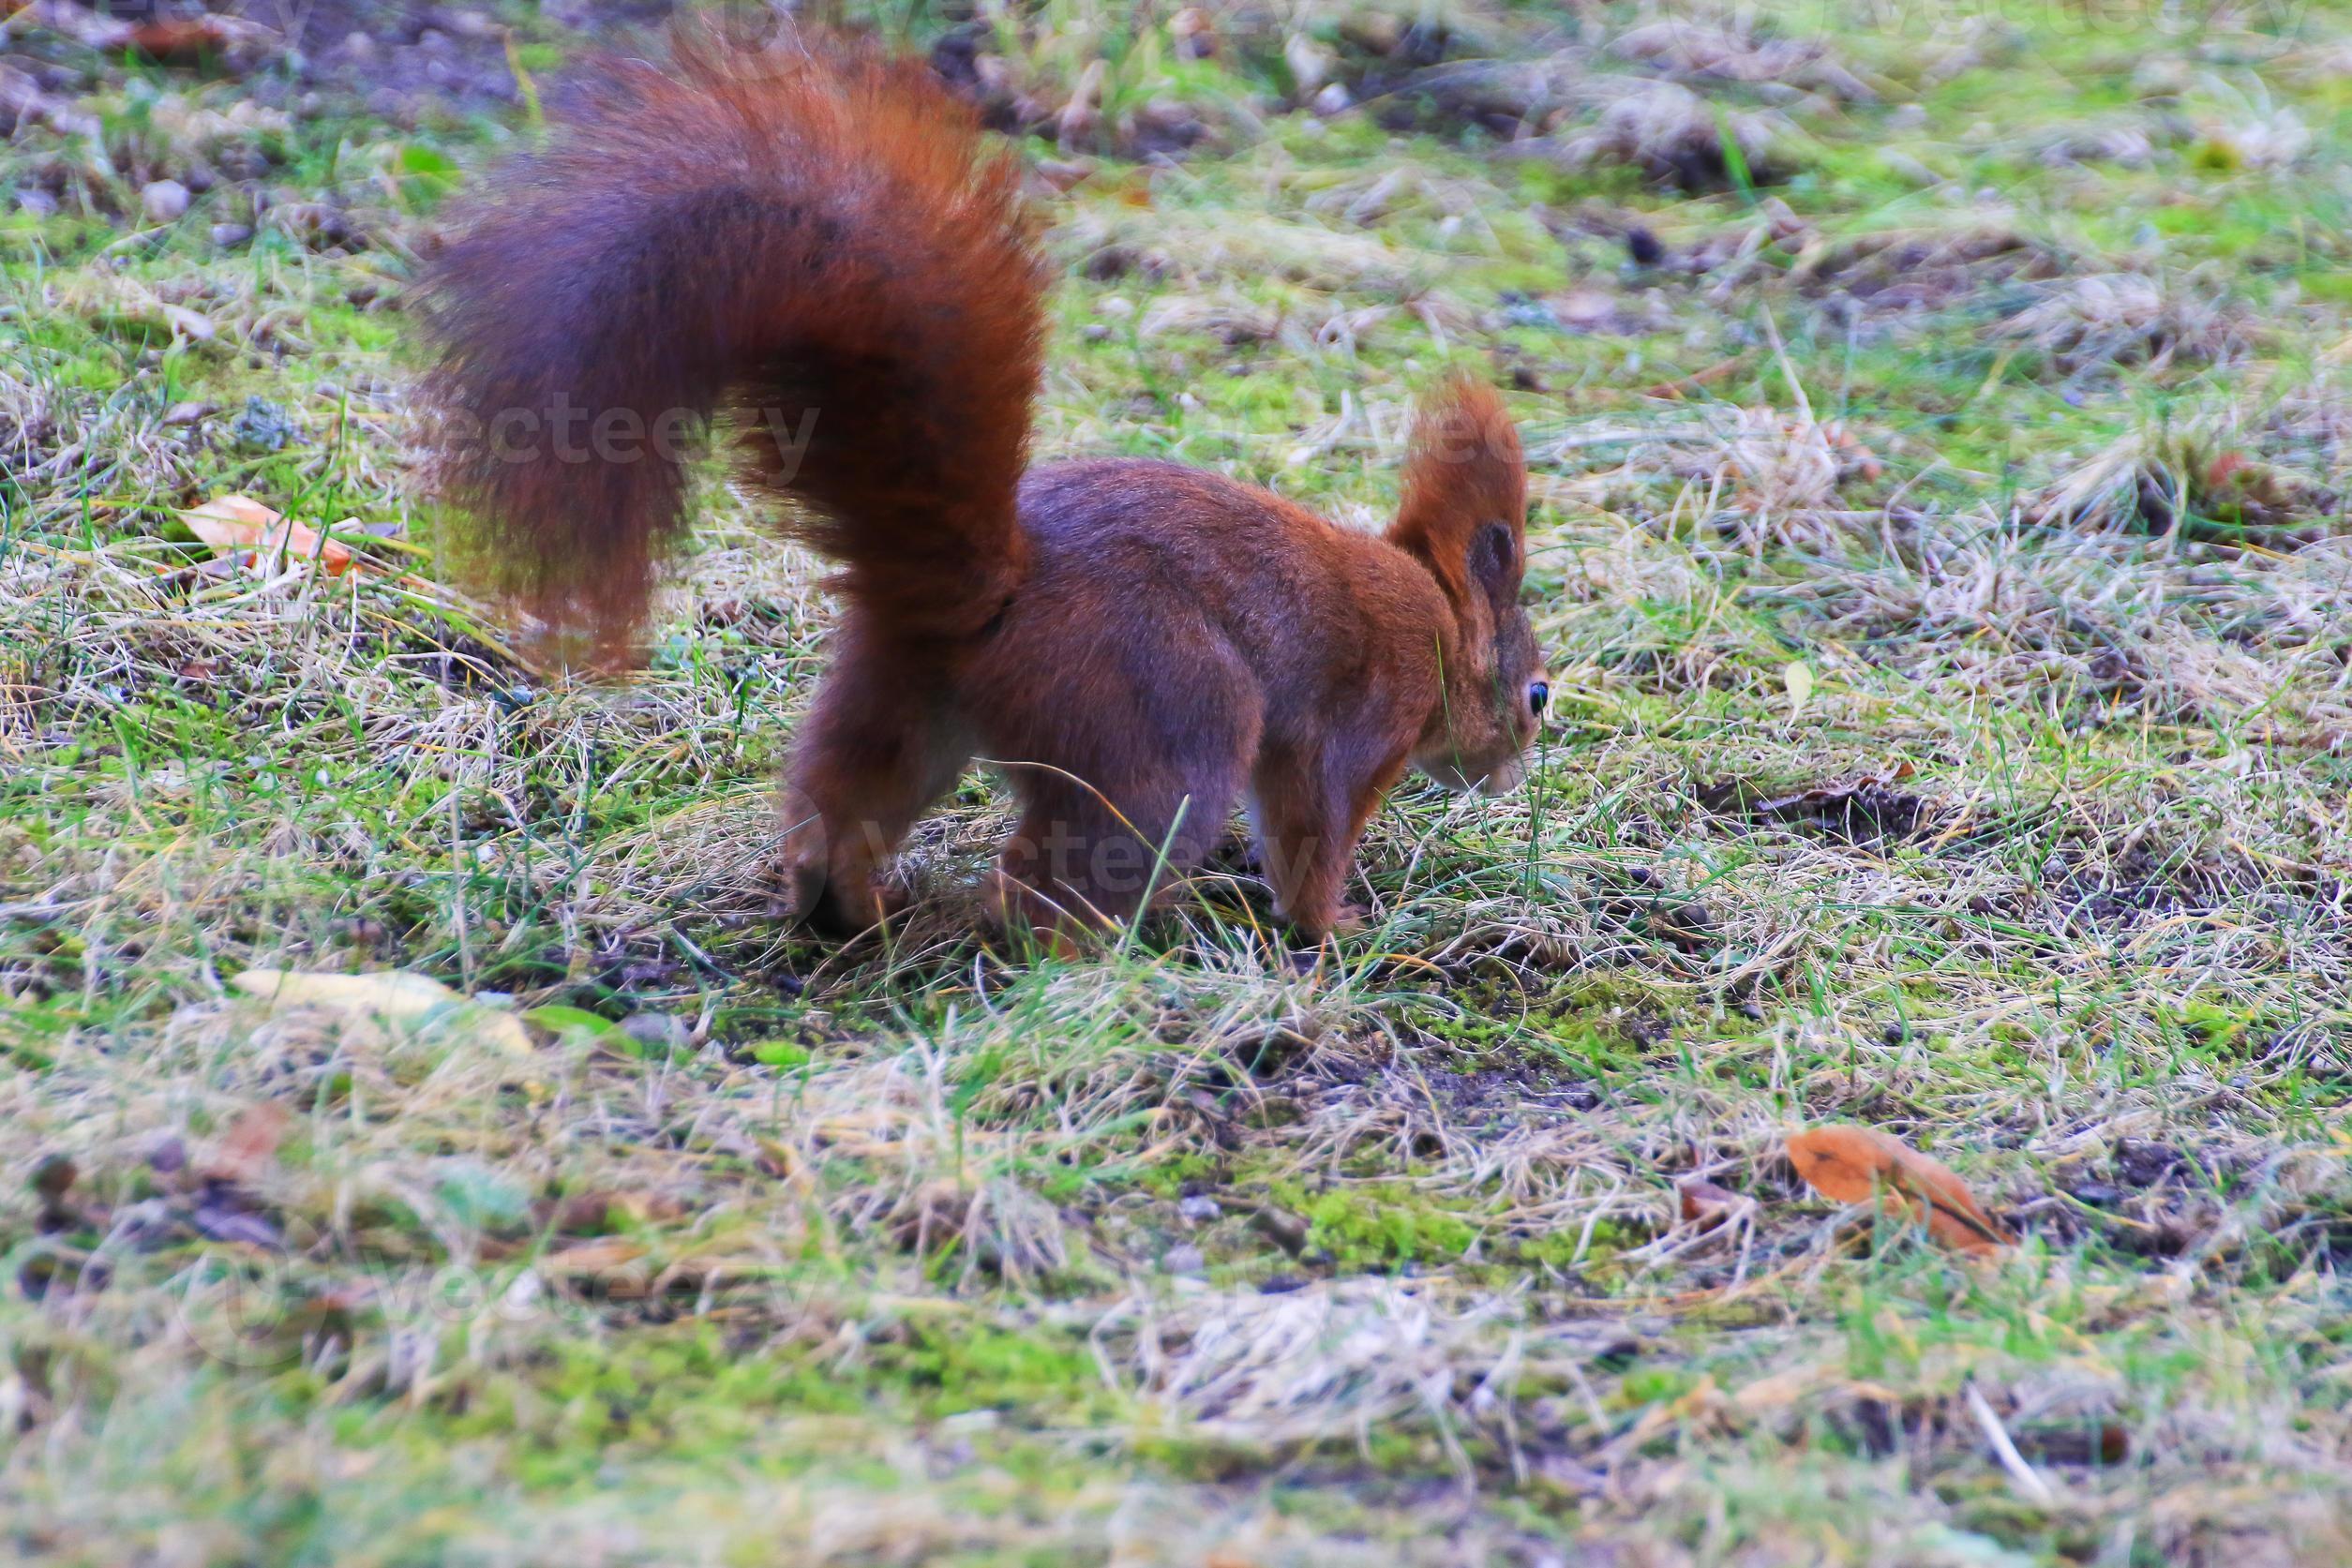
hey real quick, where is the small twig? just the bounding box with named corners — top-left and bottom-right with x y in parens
top-left (1966, 1381), bottom-right (2056, 1508)
top-left (1642, 354), bottom-right (1750, 400)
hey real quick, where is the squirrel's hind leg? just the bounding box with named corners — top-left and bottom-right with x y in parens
top-left (781, 625), bottom-right (971, 937)
top-left (989, 763), bottom-right (1243, 953)
top-left (971, 605), bottom-right (1261, 953)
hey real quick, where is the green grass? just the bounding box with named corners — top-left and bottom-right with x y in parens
top-left (6, 0), bottom-right (2352, 1562)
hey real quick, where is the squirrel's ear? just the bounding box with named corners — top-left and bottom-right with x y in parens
top-left (1388, 374), bottom-right (1526, 605)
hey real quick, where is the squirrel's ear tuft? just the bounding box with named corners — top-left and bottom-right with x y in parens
top-left (1388, 374), bottom-right (1526, 603)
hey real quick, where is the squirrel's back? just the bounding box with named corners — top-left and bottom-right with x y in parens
top-left (1003, 458), bottom-right (1452, 739)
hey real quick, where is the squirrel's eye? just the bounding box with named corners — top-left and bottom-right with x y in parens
top-left (1527, 680), bottom-right (1550, 717)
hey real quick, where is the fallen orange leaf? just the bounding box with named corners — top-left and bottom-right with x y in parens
top-left (127, 19), bottom-right (222, 58)
top-left (205, 1102), bottom-right (290, 1186)
top-left (127, 16), bottom-right (268, 65)
top-left (1676, 1175), bottom-right (1746, 1232)
top-left (181, 495), bottom-right (356, 575)
top-left (1785, 1124), bottom-right (2014, 1255)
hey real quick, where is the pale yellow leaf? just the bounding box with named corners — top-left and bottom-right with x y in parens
top-left (157, 303), bottom-right (215, 342)
top-left (1783, 660), bottom-right (1815, 717)
top-left (232, 969), bottom-right (533, 1055)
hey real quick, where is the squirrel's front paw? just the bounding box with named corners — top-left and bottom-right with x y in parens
top-left (1281, 900), bottom-right (1371, 946)
top-left (791, 866), bottom-right (907, 937)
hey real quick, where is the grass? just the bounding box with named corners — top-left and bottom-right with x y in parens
top-left (6, 0), bottom-right (2352, 1561)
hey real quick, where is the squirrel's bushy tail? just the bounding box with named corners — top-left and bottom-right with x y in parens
top-left (420, 29), bottom-right (1045, 661)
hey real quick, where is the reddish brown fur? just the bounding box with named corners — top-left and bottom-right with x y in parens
top-left (420, 31), bottom-right (1548, 945)
top-left (421, 31), bottom-right (1044, 657)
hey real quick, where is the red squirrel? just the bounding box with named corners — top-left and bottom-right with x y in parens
top-left (419, 31), bottom-right (1548, 945)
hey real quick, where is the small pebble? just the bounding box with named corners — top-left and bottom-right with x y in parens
top-left (1161, 1244), bottom-right (1206, 1276)
top-left (620, 1013), bottom-right (687, 1050)
top-left (1177, 1194), bottom-right (1221, 1225)
top-left (31, 1154), bottom-right (77, 1201)
top-left (210, 222), bottom-right (254, 248)
top-left (141, 179), bottom-right (190, 224)
top-left (17, 189), bottom-right (58, 217)
top-left (1251, 1204), bottom-right (1310, 1257)
top-left (1498, 293), bottom-right (1560, 331)
top-left (231, 395), bottom-right (298, 452)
